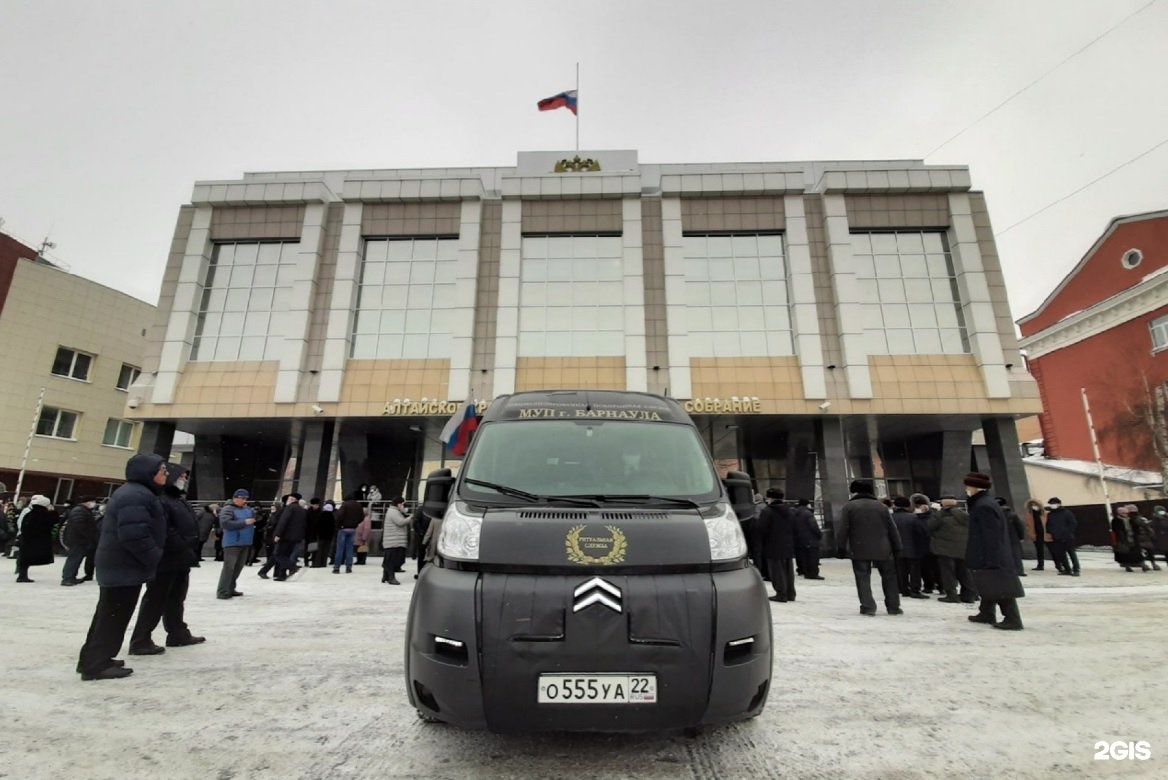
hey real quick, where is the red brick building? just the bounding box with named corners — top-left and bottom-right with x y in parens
top-left (1017, 210), bottom-right (1168, 476)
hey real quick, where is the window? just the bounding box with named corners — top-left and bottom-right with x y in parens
top-left (682, 233), bottom-right (792, 357)
top-left (1122, 248), bottom-right (1143, 270)
top-left (102, 418), bottom-right (136, 449)
top-left (351, 237), bottom-right (459, 359)
top-left (36, 406), bottom-right (79, 439)
top-left (1151, 315), bottom-right (1168, 353)
top-left (52, 479), bottom-right (74, 506)
top-left (116, 363), bottom-right (141, 391)
top-left (190, 241), bottom-right (300, 361)
top-left (849, 232), bottom-right (970, 355)
top-left (518, 235), bottom-right (626, 357)
top-left (51, 347), bottom-right (93, 381)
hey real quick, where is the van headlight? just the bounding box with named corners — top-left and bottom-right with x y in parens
top-left (704, 503), bottom-right (748, 561)
top-left (437, 503), bottom-right (482, 561)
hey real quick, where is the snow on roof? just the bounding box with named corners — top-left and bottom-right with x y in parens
top-left (1023, 455), bottom-right (1163, 486)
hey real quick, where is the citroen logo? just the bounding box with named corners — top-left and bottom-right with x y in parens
top-left (573, 576), bottom-right (622, 614)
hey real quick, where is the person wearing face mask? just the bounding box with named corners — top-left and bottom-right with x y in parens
top-left (963, 472), bottom-right (1024, 631)
top-left (61, 496), bottom-right (100, 586)
top-left (129, 464), bottom-right (204, 654)
top-left (1044, 497), bottom-right (1080, 577)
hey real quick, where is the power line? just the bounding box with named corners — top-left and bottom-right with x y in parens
top-left (995, 135), bottom-right (1168, 236)
top-left (924, 0), bottom-right (1160, 159)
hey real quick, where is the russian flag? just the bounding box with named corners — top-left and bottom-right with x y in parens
top-left (537, 89), bottom-right (578, 115)
top-left (440, 396), bottom-right (479, 457)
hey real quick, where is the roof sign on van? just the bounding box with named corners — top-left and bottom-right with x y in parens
top-left (495, 393), bottom-right (687, 424)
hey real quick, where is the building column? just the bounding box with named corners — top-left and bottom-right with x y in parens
top-left (192, 434), bottom-right (225, 502)
top-left (338, 428), bottom-right (369, 500)
top-left (816, 416), bottom-right (848, 548)
top-left (784, 421), bottom-right (817, 502)
top-left (447, 199), bottom-right (483, 398)
top-left (784, 195), bottom-right (826, 399)
top-left (981, 416), bottom-right (1031, 511)
top-left (822, 194), bottom-right (872, 398)
top-left (275, 203), bottom-right (329, 402)
top-left (138, 421), bottom-right (176, 459)
top-left (296, 420), bottom-right (335, 501)
top-left (939, 429), bottom-right (973, 497)
top-left (622, 197), bottom-right (648, 391)
top-left (660, 197), bottom-right (691, 398)
top-left (492, 200), bottom-right (522, 395)
top-left (318, 202), bottom-right (365, 403)
top-left (154, 206), bottom-right (213, 403)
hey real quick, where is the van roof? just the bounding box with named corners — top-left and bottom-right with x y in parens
top-left (483, 390), bottom-right (692, 424)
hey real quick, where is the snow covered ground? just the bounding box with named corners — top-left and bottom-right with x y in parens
top-left (1, 549), bottom-right (1165, 779)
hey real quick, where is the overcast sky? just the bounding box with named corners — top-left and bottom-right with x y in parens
top-left (2, 0), bottom-right (1165, 322)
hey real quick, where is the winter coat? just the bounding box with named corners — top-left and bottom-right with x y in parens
top-left (928, 506), bottom-right (969, 559)
top-left (1132, 514), bottom-right (1155, 551)
top-left (355, 514), bottom-right (372, 547)
top-left (95, 453), bottom-right (167, 587)
top-left (422, 515), bottom-right (443, 563)
top-left (17, 505), bottom-right (57, 567)
top-left (1111, 516), bottom-right (1146, 564)
top-left (1001, 505), bottom-right (1025, 576)
top-left (835, 493), bottom-right (902, 561)
top-left (63, 503), bottom-right (100, 551)
top-left (274, 502), bottom-right (308, 543)
top-left (196, 506), bottom-right (217, 542)
top-left (315, 508), bottom-right (335, 542)
top-left (1151, 512), bottom-right (1168, 554)
top-left (892, 509), bottom-right (929, 559)
top-left (792, 506), bottom-right (822, 549)
top-left (965, 490), bottom-right (1024, 600)
top-left (219, 502), bottom-right (256, 548)
top-left (759, 501), bottom-right (796, 559)
top-left (382, 505), bottom-right (410, 548)
top-left (158, 463), bottom-right (199, 573)
top-left (1046, 506), bottom-right (1078, 543)
top-left (335, 499), bottom-right (365, 530)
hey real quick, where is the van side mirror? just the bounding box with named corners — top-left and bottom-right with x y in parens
top-left (723, 470), bottom-right (755, 520)
top-left (422, 468), bottom-right (454, 518)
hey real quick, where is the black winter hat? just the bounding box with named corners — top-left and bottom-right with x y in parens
top-left (892, 496), bottom-right (911, 509)
top-left (849, 480), bottom-right (874, 495)
top-left (765, 488), bottom-right (784, 500)
top-left (963, 472), bottom-right (992, 490)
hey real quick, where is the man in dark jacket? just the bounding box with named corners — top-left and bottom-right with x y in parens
top-left (891, 496), bottom-right (929, 599)
top-left (76, 453), bottom-right (168, 680)
top-left (792, 498), bottom-right (823, 580)
top-left (964, 472), bottom-right (1024, 630)
top-left (129, 464), bottom-right (204, 653)
top-left (272, 493), bottom-right (308, 580)
top-left (1045, 497), bottom-right (1080, 576)
top-left (759, 488), bottom-right (796, 602)
top-left (835, 480), bottom-right (903, 616)
top-left (61, 496), bottom-right (100, 586)
top-left (332, 492), bottom-right (365, 573)
top-left (217, 489), bottom-right (256, 598)
top-left (929, 496), bottom-right (977, 603)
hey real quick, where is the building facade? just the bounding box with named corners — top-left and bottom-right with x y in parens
top-left (129, 151), bottom-right (1040, 521)
top-left (1018, 209), bottom-right (1168, 499)
top-left (0, 232), bottom-right (155, 503)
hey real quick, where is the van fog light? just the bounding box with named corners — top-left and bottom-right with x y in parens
top-left (433, 634), bottom-right (469, 665)
top-left (724, 635), bottom-right (755, 665)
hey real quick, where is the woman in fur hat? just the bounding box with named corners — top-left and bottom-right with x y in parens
top-left (16, 495), bottom-right (57, 582)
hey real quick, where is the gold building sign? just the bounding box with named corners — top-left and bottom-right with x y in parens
top-left (554, 155), bottom-right (602, 173)
top-left (682, 397), bottom-right (763, 414)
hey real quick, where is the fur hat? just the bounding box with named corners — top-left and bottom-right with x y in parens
top-left (30, 494), bottom-right (52, 508)
top-left (849, 479), bottom-right (874, 495)
top-left (892, 496), bottom-right (911, 509)
top-left (963, 472), bottom-right (992, 490)
top-left (765, 487), bottom-right (784, 500)
top-left (910, 493), bottom-right (930, 506)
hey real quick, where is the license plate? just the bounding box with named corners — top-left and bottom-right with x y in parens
top-left (537, 673), bottom-right (657, 704)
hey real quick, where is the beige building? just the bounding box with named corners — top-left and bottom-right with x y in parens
top-left (0, 233), bottom-right (155, 503)
top-left (129, 150), bottom-right (1041, 520)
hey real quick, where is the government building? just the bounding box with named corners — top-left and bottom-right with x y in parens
top-left (128, 150), bottom-right (1041, 522)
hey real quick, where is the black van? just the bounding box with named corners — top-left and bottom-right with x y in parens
top-left (405, 390), bottom-right (772, 733)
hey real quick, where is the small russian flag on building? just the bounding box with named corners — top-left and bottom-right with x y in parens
top-left (537, 89), bottom-right (578, 115)
top-left (440, 396), bottom-right (479, 457)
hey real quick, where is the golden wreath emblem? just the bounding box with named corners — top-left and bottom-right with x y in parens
top-left (565, 524), bottom-right (627, 565)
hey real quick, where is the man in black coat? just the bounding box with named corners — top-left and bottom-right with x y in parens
top-left (792, 498), bottom-right (823, 580)
top-left (128, 464), bottom-right (204, 654)
top-left (759, 488), bottom-right (796, 602)
top-left (76, 453), bottom-right (168, 680)
top-left (964, 473), bottom-right (1025, 630)
top-left (1045, 497), bottom-right (1080, 576)
top-left (835, 480), bottom-right (903, 616)
top-left (891, 495), bottom-right (930, 599)
top-left (272, 493), bottom-right (308, 580)
top-left (60, 496), bottom-right (100, 586)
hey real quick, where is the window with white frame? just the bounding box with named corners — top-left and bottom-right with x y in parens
top-left (190, 241), bottom-right (300, 361)
top-left (351, 237), bottom-right (459, 359)
top-left (116, 363), bottom-right (141, 390)
top-left (102, 418), bottom-right (136, 449)
top-left (37, 406), bottom-right (79, 439)
top-left (848, 232), bottom-right (970, 355)
top-left (518, 235), bottom-right (626, 356)
top-left (51, 347), bottom-right (93, 381)
top-left (1151, 314), bottom-right (1168, 353)
top-left (682, 233), bottom-right (793, 357)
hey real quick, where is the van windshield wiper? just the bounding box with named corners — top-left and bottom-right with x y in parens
top-left (463, 479), bottom-right (600, 507)
top-left (557, 494), bottom-right (701, 509)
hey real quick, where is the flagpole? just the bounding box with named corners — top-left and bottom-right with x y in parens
top-left (575, 62), bottom-right (580, 152)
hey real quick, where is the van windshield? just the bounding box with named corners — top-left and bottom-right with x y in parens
top-left (461, 420), bottom-right (719, 502)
